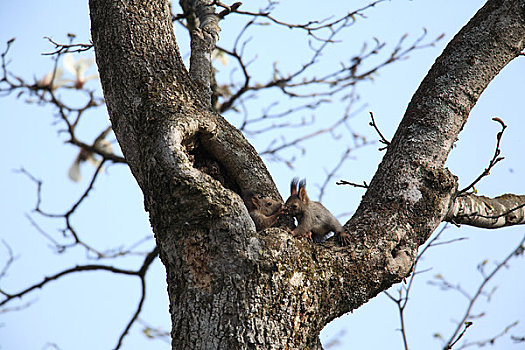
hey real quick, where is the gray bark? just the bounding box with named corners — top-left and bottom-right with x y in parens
top-left (180, 0), bottom-right (220, 105)
top-left (88, 0), bottom-right (525, 348)
top-left (447, 193), bottom-right (525, 228)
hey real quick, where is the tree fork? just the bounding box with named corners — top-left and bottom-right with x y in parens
top-left (89, 0), bottom-right (525, 348)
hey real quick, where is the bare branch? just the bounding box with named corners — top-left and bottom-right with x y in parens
top-left (259, 90), bottom-right (365, 159)
top-left (0, 240), bottom-right (15, 283)
top-left (384, 224), bottom-right (451, 350)
top-left (447, 322), bottom-right (473, 350)
top-left (446, 194), bottom-right (525, 229)
top-left (456, 321), bottom-right (518, 349)
top-left (114, 246), bottom-right (159, 349)
top-left (318, 148), bottom-right (353, 202)
top-left (428, 275), bottom-right (472, 300)
top-left (221, 31), bottom-right (441, 113)
top-left (0, 264), bottom-right (137, 307)
top-left (318, 131), bottom-right (376, 201)
top-left (1, 39), bottom-right (125, 176)
top-left (511, 335), bottom-right (525, 343)
top-left (384, 289), bottom-right (410, 350)
top-left (336, 179), bottom-right (368, 189)
top-left (42, 343), bottom-right (63, 350)
top-left (440, 235), bottom-right (525, 349)
top-left (16, 165), bottom-right (136, 258)
top-left (0, 298), bottom-right (36, 314)
top-left (181, 0), bottom-right (221, 105)
top-left (457, 117), bottom-right (507, 195)
top-left (231, 0), bottom-right (388, 42)
top-left (369, 111), bottom-right (390, 150)
top-left (215, 1), bottom-right (242, 19)
top-left (43, 35), bottom-right (93, 55)
top-left (137, 318), bottom-right (171, 343)
top-left (0, 246), bottom-right (159, 332)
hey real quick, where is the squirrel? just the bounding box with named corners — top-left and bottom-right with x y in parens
top-left (285, 178), bottom-right (351, 245)
top-left (249, 194), bottom-right (285, 231)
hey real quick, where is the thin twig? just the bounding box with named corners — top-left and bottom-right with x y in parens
top-left (384, 224), bottom-right (451, 350)
top-left (0, 240), bottom-right (15, 281)
top-left (369, 111), bottom-right (390, 150)
top-left (42, 36), bottom-right (93, 56)
top-left (336, 179), bottom-right (368, 189)
top-left (447, 322), bottom-right (473, 350)
top-left (442, 234), bottom-right (525, 349)
top-left (0, 264), bottom-right (137, 307)
top-left (457, 321), bottom-right (518, 349)
top-left (114, 246), bottom-right (159, 349)
top-left (457, 118), bottom-right (507, 195)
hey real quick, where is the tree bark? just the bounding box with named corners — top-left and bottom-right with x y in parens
top-left (88, 0), bottom-right (525, 348)
top-left (446, 193), bottom-right (525, 228)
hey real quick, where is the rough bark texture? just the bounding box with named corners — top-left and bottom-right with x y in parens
top-left (180, 0), bottom-right (220, 105)
top-left (88, 0), bottom-right (525, 348)
top-left (345, 0), bottom-right (525, 277)
top-left (447, 193), bottom-right (525, 228)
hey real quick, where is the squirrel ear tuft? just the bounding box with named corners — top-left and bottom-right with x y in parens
top-left (290, 177), bottom-right (299, 195)
top-left (298, 178), bottom-right (306, 189)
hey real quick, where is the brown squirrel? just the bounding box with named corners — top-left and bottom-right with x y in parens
top-left (249, 194), bottom-right (284, 231)
top-left (285, 178), bottom-right (351, 244)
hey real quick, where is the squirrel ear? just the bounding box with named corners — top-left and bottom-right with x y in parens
top-left (298, 187), bottom-right (309, 204)
top-left (290, 177), bottom-right (299, 195)
top-left (251, 197), bottom-right (260, 208)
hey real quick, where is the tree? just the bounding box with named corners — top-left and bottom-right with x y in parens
top-left (1, 0), bottom-right (525, 349)
top-left (89, 0), bottom-right (525, 348)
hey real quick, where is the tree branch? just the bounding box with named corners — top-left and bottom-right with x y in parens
top-left (384, 224), bottom-right (454, 350)
top-left (456, 321), bottom-right (518, 349)
top-left (457, 117), bottom-right (507, 195)
top-left (0, 264), bottom-right (137, 307)
top-left (446, 194), bottom-right (525, 228)
top-left (346, 0), bottom-right (525, 268)
top-left (87, 0), bottom-right (525, 347)
top-left (447, 322), bottom-right (473, 350)
top-left (114, 246), bottom-right (159, 349)
top-left (442, 235), bottom-right (525, 349)
top-left (369, 111), bottom-right (390, 150)
top-left (181, 0), bottom-right (221, 105)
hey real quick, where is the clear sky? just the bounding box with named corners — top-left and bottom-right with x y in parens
top-left (1, 1), bottom-right (524, 349)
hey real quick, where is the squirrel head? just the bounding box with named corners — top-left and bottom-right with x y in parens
top-left (251, 195), bottom-right (283, 216)
top-left (285, 177), bottom-right (309, 215)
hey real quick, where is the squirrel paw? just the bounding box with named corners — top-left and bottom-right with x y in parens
top-left (293, 231), bottom-right (312, 241)
top-left (338, 231), bottom-right (351, 246)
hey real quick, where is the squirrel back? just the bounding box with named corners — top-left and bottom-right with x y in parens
top-left (285, 178), bottom-right (349, 244)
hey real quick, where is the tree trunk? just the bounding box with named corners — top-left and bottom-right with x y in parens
top-left (88, 0), bottom-right (525, 348)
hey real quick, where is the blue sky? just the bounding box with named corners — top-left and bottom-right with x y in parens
top-left (1, 1), bottom-right (524, 349)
